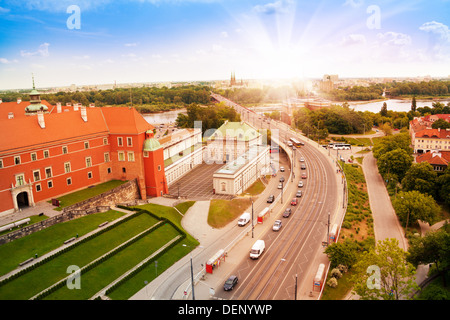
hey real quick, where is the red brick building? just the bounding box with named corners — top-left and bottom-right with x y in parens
top-left (0, 87), bottom-right (167, 215)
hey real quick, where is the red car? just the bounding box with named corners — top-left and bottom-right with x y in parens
top-left (291, 198), bottom-right (298, 206)
top-left (302, 172), bottom-right (307, 179)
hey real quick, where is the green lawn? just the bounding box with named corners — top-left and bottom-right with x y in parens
top-left (208, 198), bottom-right (252, 228)
top-left (43, 223), bottom-right (180, 300)
top-left (0, 212), bottom-right (157, 300)
top-left (0, 210), bottom-right (126, 277)
top-left (52, 180), bottom-right (127, 210)
top-left (0, 202), bottom-right (200, 300)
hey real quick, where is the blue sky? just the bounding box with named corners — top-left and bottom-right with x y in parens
top-left (0, 0), bottom-right (449, 89)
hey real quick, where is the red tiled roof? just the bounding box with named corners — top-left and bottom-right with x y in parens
top-left (416, 151), bottom-right (450, 166)
top-left (100, 107), bottom-right (153, 134)
top-left (0, 106), bottom-right (154, 155)
top-left (415, 128), bottom-right (450, 139)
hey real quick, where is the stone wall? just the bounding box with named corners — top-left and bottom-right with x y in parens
top-left (62, 179), bottom-right (140, 213)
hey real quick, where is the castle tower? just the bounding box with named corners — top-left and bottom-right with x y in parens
top-left (143, 130), bottom-right (168, 197)
top-left (25, 74), bottom-right (49, 115)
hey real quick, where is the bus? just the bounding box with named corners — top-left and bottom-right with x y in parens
top-left (332, 143), bottom-right (351, 150)
top-left (289, 137), bottom-right (304, 148)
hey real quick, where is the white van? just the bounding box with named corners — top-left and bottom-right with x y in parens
top-left (238, 212), bottom-right (251, 227)
top-left (250, 240), bottom-right (265, 259)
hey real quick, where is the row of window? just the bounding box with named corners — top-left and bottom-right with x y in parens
top-left (34, 172), bottom-right (92, 192)
top-left (0, 136), bottom-right (136, 169)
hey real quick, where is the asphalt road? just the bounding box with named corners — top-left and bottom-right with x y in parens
top-left (214, 95), bottom-right (342, 300)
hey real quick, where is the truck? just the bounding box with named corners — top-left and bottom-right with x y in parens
top-left (238, 212), bottom-right (251, 227)
top-left (250, 240), bottom-right (265, 259)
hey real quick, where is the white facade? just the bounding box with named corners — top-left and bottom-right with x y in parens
top-left (213, 145), bottom-right (270, 195)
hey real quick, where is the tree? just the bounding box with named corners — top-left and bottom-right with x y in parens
top-left (436, 170), bottom-right (450, 206)
top-left (324, 239), bottom-right (364, 269)
top-left (380, 102), bottom-right (388, 117)
top-left (373, 132), bottom-right (412, 159)
top-left (431, 118), bottom-right (450, 129)
top-left (411, 96), bottom-right (417, 112)
top-left (378, 148), bottom-right (413, 182)
top-left (392, 190), bottom-right (441, 229)
top-left (352, 238), bottom-right (419, 300)
top-left (407, 229), bottom-right (450, 287)
top-left (401, 162), bottom-right (438, 197)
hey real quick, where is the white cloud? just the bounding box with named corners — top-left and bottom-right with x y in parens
top-left (20, 43), bottom-right (50, 57)
top-left (253, 0), bottom-right (294, 15)
top-left (343, 0), bottom-right (364, 8)
top-left (0, 58), bottom-right (18, 64)
top-left (124, 42), bottom-right (138, 47)
top-left (419, 21), bottom-right (450, 42)
top-left (0, 6), bottom-right (10, 13)
top-left (340, 34), bottom-right (366, 46)
top-left (221, 31), bottom-right (228, 38)
top-left (377, 32), bottom-right (411, 46)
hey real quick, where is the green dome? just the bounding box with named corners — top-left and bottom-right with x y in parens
top-left (143, 138), bottom-right (162, 152)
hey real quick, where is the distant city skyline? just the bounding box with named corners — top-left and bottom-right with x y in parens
top-left (1, 0), bottom-right (449, 90)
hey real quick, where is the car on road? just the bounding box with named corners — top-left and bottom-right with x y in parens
top-left (224, 275), bottom-right (238, 291)
top-left (291, 198), bottom-right (298, 205)
top-left (278, 183), bottom-right (283, 189)
top-left (280, 166), bottom-right (285, 172)
top-left (272, 220), bottom-right (282, 231)
top-left (279, 176), bottom-right (285, 182)
top-left (301, 164), bottom-right (306, 170)
top-left (283, 208), bottom-right (292, 218)
top-left (299, 157), bottom-right (305, 162)
top-left (267, 195), bottom-right (275, 203)
top-left (298, 181), bottom-right (303, 188)
top-left (296, 190), bottom-right (302, 197)
top-left (302, 172), bottom-right (307, 179)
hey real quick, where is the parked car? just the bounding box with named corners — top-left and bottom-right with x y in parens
top-left (302, 172), bottom-right (307, 179)
top-left (280, 166), bottom-right (285, 172)
top-left (298, 181), bottom-right (303, 188)
top-left (283, 208), bottom-right (292, 218)
top-left (224, 275), bottom-right (239, 291)
top-left (272, 220), bottom-right (282, 231)
top-left (291, 198), bottom-right (298, 206)
top-left (296, 190), bottom-right (302, 197)
top-left (267, 195), bottom-right (275, 203)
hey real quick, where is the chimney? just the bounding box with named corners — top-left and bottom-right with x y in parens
top-left (89, 103), bottom-right (95, 108)
top-left (37, 111), bottom-right (45, 129)
top-left (74, 104), bottom-right (79, 111)
top-left (57, 102), bottom-right (62, 113)
top-left (0, 98), bottom-right (2, 104)
top-left (17, 98), bottom-right (22, 104)
top-left (8, 112), bottom-right (14, 119)
top-left (81, 106), bottom-right (87, 122)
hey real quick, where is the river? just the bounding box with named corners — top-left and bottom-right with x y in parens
top-left (141, 99), bottom-right (450, 125)
top-left (142, 109), bottom-right (186, 124)
top-left (348, 99), bottom-right (450, 113)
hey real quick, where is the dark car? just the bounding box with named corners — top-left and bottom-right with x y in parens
top-left (283, 208), bottom-right (292, 218)
top-left (267, 195), bottom-right (275, 203)
top-left (224, 275), bottom-right (238, 291)
top-left (279, 176), bottom-right (285, 182)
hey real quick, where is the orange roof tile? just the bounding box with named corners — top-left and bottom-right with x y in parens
top-left (100, 107), bottom-right (153, 135)
top-left (0, 107), bottom-right (109, 155)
